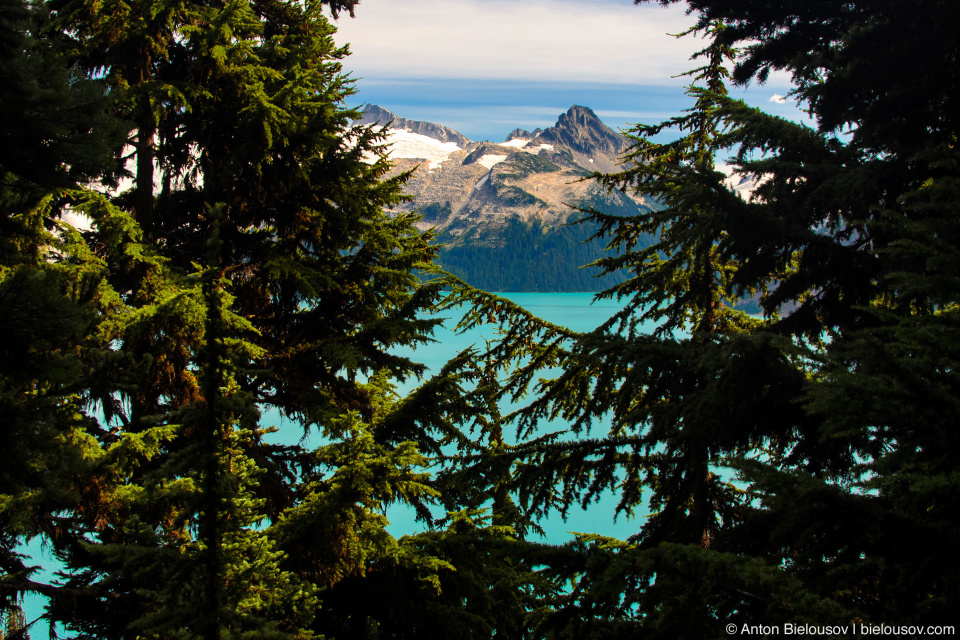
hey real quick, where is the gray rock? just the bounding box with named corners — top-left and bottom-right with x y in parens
top-left (505, 128), bottom-right (533, 142)
top-left (355, 105), bottom-right (472, 149)
top-left (365, 104), bottom-right (644, 238)
top-left (530, 105), bottom-right (628, 158)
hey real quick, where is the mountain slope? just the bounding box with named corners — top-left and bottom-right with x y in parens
top-left (357, 104), bottom-right (655, 291)
top-left (357, 104), bottom-right (473, 149)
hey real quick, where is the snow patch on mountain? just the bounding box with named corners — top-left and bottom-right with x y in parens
top-left (717, 164), bottom-right (767, 200)
top-left (477, 154), bottom-right (508, 170)
top-left (522, 143), bottom-right (553, 154)
top-left (379, 129), bottom-right (462, 169)
top-left (501, 139), bottom-right (556, 156)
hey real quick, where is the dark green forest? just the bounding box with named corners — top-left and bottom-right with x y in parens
top-left (2, 0), bottom-right (959, 638)
top-left (430, 188), bottom-right (654, 292)
top-left (426, 177), bottom-right (651, 292)
top-left (435, 214), bottom-right (635, 293)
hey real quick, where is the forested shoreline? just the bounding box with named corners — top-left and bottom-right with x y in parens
top-left (435, 214), bottom-right (636, 293)
top-left (2, 0), bottom-right (959, 638)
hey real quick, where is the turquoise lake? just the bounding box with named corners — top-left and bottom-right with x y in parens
top-left (260, 292), bottom-right (646, 542)
top-left (20, 292), bottom-right (647, 633)
top-left (378, 291), bottom-right (645, 543)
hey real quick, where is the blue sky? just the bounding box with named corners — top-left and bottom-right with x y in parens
top-left (331, 0), bottom-right (806, 142)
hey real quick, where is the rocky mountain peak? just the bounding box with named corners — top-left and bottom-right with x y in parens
top-left (504, 127), bottom-right (543, 142)
top-left (531, 105), bottom-right (628, 159)
top-left (356, 104), bottom-right (472, 148)
top-left (356, 104), bottom-right (397, 126)
top-left (346, 104), bottom-right (655, 290)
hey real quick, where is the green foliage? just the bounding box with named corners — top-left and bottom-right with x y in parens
top-left (418, 201), bottom-right (453, 225)
top-left (0, 0), bottom-right (123, 218)
top-left (495, 185), bottom-right (547, 208)
top-left (0, 0), bottom-right (529, 637)
top-left (0, 0), bottom-right (127, 627)
top-left (6, 0), bottom-right (958, 635)
top-left (0, 606), bottom-right (31, 639)
top-left (443, 1), bottom-right (960, 635)
top-left (436, 208), bottom-right (648, 292)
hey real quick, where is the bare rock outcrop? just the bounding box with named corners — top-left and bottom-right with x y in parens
top-left (356, 104), bottom-right (472, 149)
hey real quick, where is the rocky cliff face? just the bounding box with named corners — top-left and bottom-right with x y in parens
top-left (529, 105), bottom-right (629, 162)
top-left (356, 104), bottom-right (473, 149)
top-left (359, 104), bottom-right (648, 239)
top-left (505, 127), bottom-right (543, 142)
top-left (353, 105), bottom-right (653, 290)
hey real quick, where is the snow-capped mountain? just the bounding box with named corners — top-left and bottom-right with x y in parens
top-left (353, 104), bottom-right (649, 291)
top-left (356, 104), bottom-right (644, 238)
top-left (356, 104), bottom-right (472, 149)
top-left (353, 104), bottom-right (766, 292)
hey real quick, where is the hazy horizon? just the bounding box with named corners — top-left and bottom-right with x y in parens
top-left (331, 0), bottom-right (805, 142)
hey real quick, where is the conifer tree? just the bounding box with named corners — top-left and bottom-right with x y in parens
top-left (447, 0), bottom-right (960, 634)
top-left (1, 606), bottom-right (30, 639)
top-left (444, 33), bottom-right (821, 635)
top-left (2, 0), bottom-right (504, 637)
top-left (0, 0), bottom-right (125, 630)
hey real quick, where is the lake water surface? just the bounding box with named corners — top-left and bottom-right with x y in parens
top-left (21, 293), bottom-right (645, 634)
top-left (381, 291), bottom-right (645, 542)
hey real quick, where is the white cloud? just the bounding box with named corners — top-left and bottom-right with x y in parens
top-left (769, 93), bottom-right (787, 103)
top-left (333, 0), bottom-right (701, 85)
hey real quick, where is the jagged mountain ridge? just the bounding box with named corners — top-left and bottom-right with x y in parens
top-left (353, 104), bottom-right (762, 292)
top-left (355, 104), bottom-right (651, 291)
top-left (357, 104), bottom-right (645, 237)
top-left (357, 104), bottom-right (473, 149)
top-left (527, 105), bottom-right (628, 158)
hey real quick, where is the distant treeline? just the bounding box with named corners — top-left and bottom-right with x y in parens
top-left (434, 194), bottom-right (654, 292)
